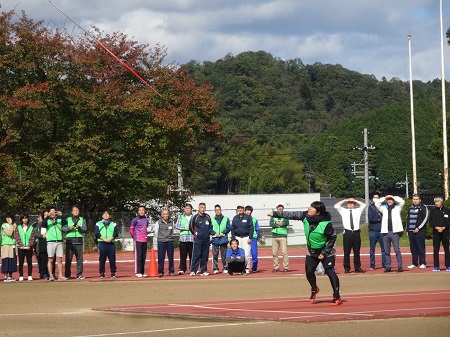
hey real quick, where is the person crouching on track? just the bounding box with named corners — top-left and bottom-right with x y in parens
top-left (268, 201), bottom-right (342, 305)
top-left (226, 239), bottom-right (246, 275)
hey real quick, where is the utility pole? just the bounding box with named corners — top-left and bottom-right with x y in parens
top-left (353, 128), bottom-right (376, 223)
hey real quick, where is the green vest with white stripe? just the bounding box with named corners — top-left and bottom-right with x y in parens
top-left (96, 221), bottom-right (116, 243)
top-left (46, 218), bottom-right (63, 242)
top-left (18, 225), bottom-right (33, 246)
top-left (211, 215), bottom-right (229, 234)
top-left (1, 223), bottom-right (16, 245)
top-left (66, 217), bottom-right (84, 238)
top-left (179, 214), bottom-right (191, 236)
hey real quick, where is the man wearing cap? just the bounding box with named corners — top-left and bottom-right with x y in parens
top-left (334, 198), bottom-right (367, 273)
top-left (428, 197), bottom-right (450, 271)
top-left (375, 195), bottom-right (405, 272)
top-left (231, 204), bottom-right (254, 275)
top-left (269, 202), bottom-right (290, 272)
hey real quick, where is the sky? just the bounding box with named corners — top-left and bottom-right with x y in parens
top-left (2, 0), bottom-right (450, 81)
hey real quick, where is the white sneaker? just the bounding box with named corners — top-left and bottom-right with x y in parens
top-left (407, 265), bottom-right (416, 269)
top-left (201, 272), bottom-right (209, 276)
top-left (142, 274), bottom-right (148, 278)
top-left (19, 276), bottom-right (24, 282)
top-left (27, 276), bottom-right (33, 281)
top-left (178, 271), bottom-right (185, 275)
top-left (223, 269), bottom-right (229, 274)
top-left (190, 272), bottom-right (195, 276)
top-left (419, 264), bottom-right (426, 269)
top-left (245, 269), bottom-right (250, 275)
top-left (135, 273), bottom-right (143, 278)
top-left (213, 270), bottom-right (219, 274)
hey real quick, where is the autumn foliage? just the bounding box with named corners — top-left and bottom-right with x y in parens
top-left (0, 9), bottom-right (220, 212)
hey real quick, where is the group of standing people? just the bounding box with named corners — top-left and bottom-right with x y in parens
top-left (152, 202), bottom-right (259, 277)
top-left (335, 193), bottom-right (450, 273)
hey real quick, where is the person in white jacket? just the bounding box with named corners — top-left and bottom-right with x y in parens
top-left (374, 195), bottom-right (405, 273)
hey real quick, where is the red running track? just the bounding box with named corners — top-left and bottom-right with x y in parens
top-left (93, 290), bottom-right (450, 323)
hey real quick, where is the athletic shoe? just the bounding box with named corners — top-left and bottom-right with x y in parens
top-left (432, 267), bottom-right (440, 272)
top-left (407, 264), bottom-right (416, 269)
top-left (158, 273), bottom-right (163, 278)
top-left (355, 268), bottom-right (365, 273)
top-left (59, 276), bottom-right (68, 281)
top-left (135, 273), bottom-right (143, 278)
top-left (49, 275), bottom-right (55, 281)
top-left (4, 277), bottom-right (12, 283)
top-left (369, 267), bottom-right (375, 271)
top-left (384, 268), bottom-right (391, 273)
top-left (213, 270), bottom-right (219, 274)
top-left (100, 273), bottom-right (105, 279)
top-left (196, 271), bottom-right (201, 274)
top-left (272, 268), bottom-right (278, 272)
top-left (245, 269), bottom-right (250, 275)
top-left (201, 272), bottom-right (209, 276)
top-left (223, 269), bottom-right (228, 274)
top-left (77, 275), bottom-right (85, 280)
top-left (330, 297), bottom-right (342, 306)
top-left (111, 273), bottom-right (116, 279)
top-left (396, 267), bottom-right (403, 273)
top-left (178, 271), bottom-right (185, 275)
top-left (142, 274), bottom-right (148, 277)
top-left (419, 264), bottom-right (426, 269)
top-left (169, 272), bottom-right (175, 276)
top-left (309, 288), bottom-right (320, 302)
top-left (190, 272), bottom-right (195, 276)
top-left (282, 268), bottom-right (289, 272)
top-left (27, 276), bottom-right (33, 281)
top-left (19, 276), bottom-right (24, 282)
top-left (446, 267), bottom-right (450, 272)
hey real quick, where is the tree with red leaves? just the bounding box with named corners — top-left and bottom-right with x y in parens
top-left (0, 9), bottom-right (220, 212)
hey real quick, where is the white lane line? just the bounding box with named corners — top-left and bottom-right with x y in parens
top-left (168, 303), bottom-right (373, 317)
top-left (74, 321), bottom-right (270, 337)
top-left (0, 311), bottom-right (84, 317)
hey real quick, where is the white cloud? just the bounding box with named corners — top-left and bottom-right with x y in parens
top-left (1, 0), bottom-right (450, 80)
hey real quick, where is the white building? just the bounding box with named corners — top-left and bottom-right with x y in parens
top-left (190, 193), bottom-right (320, 245)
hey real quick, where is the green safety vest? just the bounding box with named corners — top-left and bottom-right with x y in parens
top-left (45, 218), bottom-right (63, 242)
top-left (18, 225), bottom-right (33, 246)
top-left (271, 217), bottom-right (288, 236)
top-left (96, 221), bottom-right (116, 243)
top-left (303, 219), bottom-right (329, 249)
top-left (211, 215), bottom-right (229, 234)
top-left (66, 217), bottom-right (84, 238)
top-left (1, 223), bottom-right (16, 246)
top-left (252, 217), bottom-right (258, 238)
top-left (179, 214), bottom-right (191, 236)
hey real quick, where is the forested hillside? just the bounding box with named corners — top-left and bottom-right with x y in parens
top-left (183, 51), bottom-right (447, 197)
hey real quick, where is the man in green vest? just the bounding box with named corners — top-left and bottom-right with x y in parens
top-left (63, 206), bottom-right (87, 279)
top-left (94, 210), bottom-right (119, 279)
top-left (211, 204), bottom-right (231, 274)
top-left (42, 207), bottom-right (68, 281)
top-left (268, 201), bottom-right (342, 306)
top-left (269, 202), bottom-right (290, 272)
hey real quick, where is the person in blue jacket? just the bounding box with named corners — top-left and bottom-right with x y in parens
top-left (226, 239), bottom-right (246, 275)
top-left (368, 192), bottom-right (386, 270)
top-left (211, 204), bottom-right (231, 274)
top-left (189, 202), bottom-right (215, 276)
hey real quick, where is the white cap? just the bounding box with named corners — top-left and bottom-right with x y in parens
top-left (275, 202), bottom-right (284, 208)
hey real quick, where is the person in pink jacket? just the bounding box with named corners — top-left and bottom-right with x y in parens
top-left (129, 206), bottom-right (150, 277)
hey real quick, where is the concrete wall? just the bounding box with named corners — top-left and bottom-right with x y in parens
top-left (190, 193), bottom-right (321, 245)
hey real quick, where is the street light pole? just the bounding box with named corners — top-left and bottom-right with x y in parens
top-left (408, 35), bottom-right (418, 195)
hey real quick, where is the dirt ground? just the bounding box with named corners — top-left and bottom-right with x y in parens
top-left (1, 271), bottom-right (449, 337)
